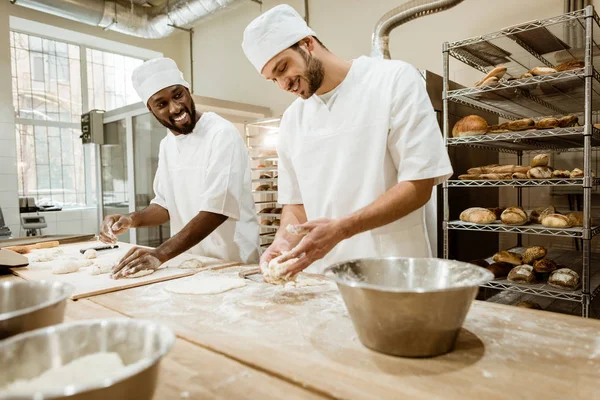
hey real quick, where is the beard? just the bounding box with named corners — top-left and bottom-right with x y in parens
top-left (298, 50), bottom-right (325, 99)
top-left (154, 100), bottom-right (197, 135)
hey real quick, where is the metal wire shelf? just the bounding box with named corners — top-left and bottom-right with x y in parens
top-left (448, 178), bottom-right (599, 187)
top-left (252, 190), bottom-right (278, 195)
top-left (251, 167), bottom-right (278, 172)
top-left (478, 248), bottom-right (600, 302)
top-left (256, 213), bottom-right (281, 217)
top-left (446, 126), bottom-right (600, 152)
top-left (252, 178), bottom-right (277, 183)
top-left (446, 221), bottom-right (598, 238)
top-left (259, 225), bottom-right (278, 230)
top-left (251, 156), bottom-right (278, 161)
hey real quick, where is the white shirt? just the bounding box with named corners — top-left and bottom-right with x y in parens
top-left (277, 56), bottom-right (453, 272)
top-left (151, 112), bottom-right (259, 263)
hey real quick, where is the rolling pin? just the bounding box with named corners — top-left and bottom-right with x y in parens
top-left (4, 241), bottom-right (60, 254)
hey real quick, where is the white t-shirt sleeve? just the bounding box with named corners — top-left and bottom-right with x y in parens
top-left (197, 127), bottom-right (246, 221)
top-left (150, 141), bottom-right (168, 209)
top-left (276, 116), bottom-right (303, 205)
top-left (388, 63), bottom-right (453, 185)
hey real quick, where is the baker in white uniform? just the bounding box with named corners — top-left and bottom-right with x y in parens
top-left (242, 5), bottom-right (453, 275)
top-left (99, 58), bottom-right (259, 278)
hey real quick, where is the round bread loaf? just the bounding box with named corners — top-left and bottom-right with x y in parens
top-left (527, 166), bottom-right (553, 179)
top-left (541, 214), bottom-right (572, 228)
top-left (260, 220), bottom-right (272, 226)
top-left (552, 169), bottom-right (570, 178)
top-left (459, 207), bottom-right (497, 224)
top-left (508, 265), bottom-right (535, 284)
top-left (531, 154), bottom-right (549, 167)
top-left (486, 262), bottom-right (514, 278)
top-left (521, 246), bottom-right (547, 264)
top-left (493, 250), bottom-right (522, 265)
top-left (500, 207), bottom-right (528, 226)
top-left (487, 207), bottom-right (506, 219)
top-left (530, 206), bottom-right (556, 224)
top-left (255, 184), bottom-right (271, 191)
top-left (570, 168), bottom-right (584, 178)
top-left (452, 116), bottom-right (488, 138)
top-left (548, 268), bottom-right (580, 290)
top-left (533, 258), bottom-right (557, 273)
top-left (566, 211), bottom-right (584, 227)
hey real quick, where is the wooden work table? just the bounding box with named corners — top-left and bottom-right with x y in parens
top-left (4, 260), bottom-right (600, 399)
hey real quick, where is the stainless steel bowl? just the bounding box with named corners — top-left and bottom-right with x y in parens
top-left (325, 257), bottom-right (493, 358)
top-left (0, 318), bottom-right (175, 400)
top-left (0, 281), bottom-right (75, 340)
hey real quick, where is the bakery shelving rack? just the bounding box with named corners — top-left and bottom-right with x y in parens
top-left (244, 117), bottom-right (283, 249)
top-left (442, 5), bottom-right (599, 317)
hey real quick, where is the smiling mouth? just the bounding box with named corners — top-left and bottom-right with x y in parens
top-left (173, 112), bottom-right (188, 123)
top-left (291, 78), bottom-right (300, 94)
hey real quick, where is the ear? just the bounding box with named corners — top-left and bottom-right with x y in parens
top-left (300, 36), bottom-right (314, 52)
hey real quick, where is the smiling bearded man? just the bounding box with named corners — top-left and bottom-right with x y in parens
top-left (99, 58), bottom-right (259, 279)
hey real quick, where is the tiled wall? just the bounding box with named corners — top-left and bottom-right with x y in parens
top-left (18, 207), bottom-right (98, 237)
top-left (0, 8), bottom-right (19, 237)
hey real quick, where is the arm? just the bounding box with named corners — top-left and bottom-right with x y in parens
top-left (99, 204), bottom-right (170, 244)
top-left (111, 211), bottom-right (227, 278)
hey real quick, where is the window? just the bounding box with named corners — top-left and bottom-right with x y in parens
top-left (10, 31), bottom-right (145, 208)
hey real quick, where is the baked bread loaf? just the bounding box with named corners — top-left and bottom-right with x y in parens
top-left (566, 211), bottom-right (584, 227)
top-left (459, 207), bottom-right (497, 224)
top-left (475, 66), bottom-right (507, 86)
top-left (488, 124), bottom-right (509, 134)
top-left (530, 66), bottom-right (557, 76)
top-left (256, 184), bottom-right (270, 191)
top-left (488, 207), bottom-right (506, 219)
top-left (271, 219), bottom-right (281, 226)
top-left (521, 246), bottom-right (547, 264)
top-left (467, 164), bottom-right (530, 175)
top-left (486, 262), bottom-right (514, 278)
top-left (533, 258), bottom-right (557, 273)
top-left (541, 214), bottom-right (572, 228)
top-left (260, 220), bottom-right (272, 226)
top-left (493, 250), bottom-right (522, 265)
top-left (512, 172), bottom-right (528, 179)
top-left (548, 268), bottom-right (580, 290)
top-left (557, 115), bottom-right (578, 127)
top-left (508, 119), bottom-right (535, 131)
top-left (555, 60), bottom-right (585, 71)
top-left (531, 154), bottom-right (549, 167)
top-left (272, 184), bottom-right (278, 191)
top-left (520, 73), bottom-right (533, 79)
top-left (271, 207), bottom-right (282, 214)
top-left (259, 207), bottom-right (273, 214)
top-left (469, 259), bottom-right (489, 268)
top-left (480, 76), bottom-right (499, 86)
top-left (501, 207), bottom-right (528, 225)
top-left (516, 301), bottom-right (542, 310)
top-left (458, 174), bottom-right (480, 180)
top-left (508, 265), bottom-right (536, 284)
top-left (570, 168), bottom-right (584, 178)
top-left (530, 206), bottom-right (556, 224)
top-left (535, 118), bottom-right (559, 129)
top-left (481, 173), bottom-right (512, 180)
top-left (527, 166), bottom-right (553, 179)
top-left (552, 169), bottom-right (570, 178)
top-left (452, 116), bottom-right (488, 137)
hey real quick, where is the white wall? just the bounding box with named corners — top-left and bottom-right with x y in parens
top-left (190, 0), bottom-right (577, 115)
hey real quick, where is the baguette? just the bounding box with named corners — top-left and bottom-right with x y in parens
top-left (459, 207), bottom-right (497, 224)
top-left (512, 172), bottom-right (528, 179)
top-left (508, 119), bottom-right (535, 131)
top-left (475, 66), bottom-right (507, 87)
top-left (458, 174), bottom-right (481, 180)
top-left (479, 76), bottom-right (499, 86)
top-left (555, 60), bottom-right (585, 72)
top-left (535, 118), bottom-right (559, 129)
top-left (530, 66), bottom-right (557, 76)
top-left (487, 124), bottom-right (510, 134)
top-left (557, 115), bottom-right (578, 127)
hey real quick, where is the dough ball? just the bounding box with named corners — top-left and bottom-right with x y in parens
top-left (178, 259), bottom-right (204, 269)
top-left (83, 249), bottom-right (97, 259)
top-left (51, 260), bottom-right (80, 275)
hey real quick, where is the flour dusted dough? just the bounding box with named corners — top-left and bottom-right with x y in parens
top-left (261, 252), bottom-right (299, 285)
top-left (165, 276), bottom-right (246, 294)
top-left (83, 249), bottom-right (97, 259)
top-left (177, 259), bottom-right (204, 269)
top-left (126, 269), bottom-right (155, 278)
top-left (51, 260), bottom-right (80, 275)
top-left (89, 260), bottom-right (116, 275)
top-left (2, 352), bottom-right (124, 395)
top-left (29, 249), bottom-right (63, 263)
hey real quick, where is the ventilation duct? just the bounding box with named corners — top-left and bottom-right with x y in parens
top-left (371, 0), bottom-right (465, 59)
top-left (10, 0), bottom-right (241, 39)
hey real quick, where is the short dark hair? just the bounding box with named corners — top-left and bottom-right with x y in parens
top-left (291, 36), bottom-right (328, 51)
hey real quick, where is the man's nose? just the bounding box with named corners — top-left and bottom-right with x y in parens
top-left (170, 101), bottom-right (182, 114)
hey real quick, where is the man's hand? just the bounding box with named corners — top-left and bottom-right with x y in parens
top-left (277, 218), bottom-right (349, 276)
top-left (99, 214), bottom-right (133, 244)
top-left (260, 237), bottom-right (292, 268)
top-left (111, 247), bottom-right (166, 279)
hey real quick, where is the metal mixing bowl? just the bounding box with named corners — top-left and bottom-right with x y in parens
top-left (0, 318), bottom-right (175, 400)
top-left (325, 257), bottom-right (493, 358)
top-left (0, 281), bottom-right (75, 340)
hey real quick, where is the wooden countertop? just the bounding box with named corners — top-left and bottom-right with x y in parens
top-left (5, 259), bottom-right (600, 399)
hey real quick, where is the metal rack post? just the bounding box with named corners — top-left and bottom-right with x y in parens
top-left (442, 42), bottom-right (450, 260)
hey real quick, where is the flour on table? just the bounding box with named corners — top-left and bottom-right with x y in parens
top-left (165, 276), bottom-right (246, 294)
top-left (51, 260), bottom-right (80, 275)
top-left (28, 249), bottom-right (63, 263)
top-left (2, 352), bottom-right (125, 395)
top-left (177, 259), bottom-right (204, 269)
top-left (283, 275), bottom-right (328, 288)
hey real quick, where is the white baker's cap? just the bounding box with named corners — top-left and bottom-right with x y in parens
top-left (242, 4), bottom-right (316, 74)
top-left (132, 58), bottom-right (189, 105)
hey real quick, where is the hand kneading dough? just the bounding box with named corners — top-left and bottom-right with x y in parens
top-left (83, 249), bottom-right (97, 259)
top-left (177, 259), bottom-right (204, 269)
top-left (261, 252), bottom-right (299, 285)
top-left (51, 260), bottom-right (80, 275)
top-left (165, 276), bottom-right (246, 294)
top-left (126, 269), bottom-right (155, 278)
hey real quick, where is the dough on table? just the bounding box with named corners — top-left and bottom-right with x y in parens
top-left (51, 260), bottom-right (80, 275)
top-left (83, 249), bottom-right (97, 259)
top-left (89, 260), bottom-right (116, 275)
top-left (165, 276), bottom-right (246, 294)
top-left (261, 251), bottom-right (299, 285)
top-left (28, 249), bottom-right (63, 263)
top-left (126, 269), bottom-right (155, 278)
top-left (284, 275), bottom-right (328, 288)
top-left (177, 258), bottom-right (204, 269)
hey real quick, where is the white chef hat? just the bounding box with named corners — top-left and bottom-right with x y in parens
top-left (242, 4), bottom-right (316, 74)
top-left (132, 58), bottom-right (190, 105)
